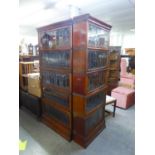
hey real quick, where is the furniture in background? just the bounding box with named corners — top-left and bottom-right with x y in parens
top-left (19, 61), bottom-right (39, 91)
top-left (119, 74), bottom-right (135, 89)
top-left (19, 55), bottom-right (39, 62)
top-left (37, 14), bottom-right (112, 148)
top-left (20, 89), bottom-right (41, 118)
top-left (111, 58), bottom-right (135, 109)
top-left (28, 73), bottom-right (41, 98)
top-left (125, 48), bottom-right (135, 56)
top-left (120, 58), bottom-right (135, 88)
top-left (19, 43), bottom-right (39, 57)
top-left (107, 46), bottom-right (121, 95)
top-left (111, 87), bottom-right (134, 109)
top-left (121, 54), bottom-right (135, 75)
top-left (105, 95), bottom-right (116, 117)
top-left (19, 55), bottom-right (41, 117)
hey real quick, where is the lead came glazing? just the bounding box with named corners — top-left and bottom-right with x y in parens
top-left (88, 50), bottom-right (107, 69)
top-left (43, 88), bottom-right (69, 107)
top-left (42, 51), bottom-right (70, 68)
top-left (42, 71), bottom-right (69, 88)
top-left (86, 91), bottom-right (105, 112)
top-left (44, 104), bottom-right (69, 125)
top-left (88, 71), bottom-right (105, 91)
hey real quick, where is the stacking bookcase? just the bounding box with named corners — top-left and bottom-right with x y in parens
top-left (107, 46), bottom-right (121, 95)
top-left (72, 15), bottom-right (111, 147)
top-left (37, 14), bottom-right (112, 147)
top-left (37, 19), bottom-right (73, 141)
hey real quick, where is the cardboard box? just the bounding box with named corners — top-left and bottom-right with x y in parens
top-left (28, 73), bottom-right (40, 88)
top-left (28, 86), bottom-right (41, 97)
top-left (28, 73), bottom-right (41, 97)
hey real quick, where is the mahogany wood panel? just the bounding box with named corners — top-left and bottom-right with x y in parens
top-left (73, 49), bottom-right (86, 73)
top-left (73, 21), bottom-right (87, 48)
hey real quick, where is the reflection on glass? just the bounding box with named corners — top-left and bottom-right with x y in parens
top-left (42, 51), bottom-right (70, 68)
top-left (40, 27), bottom-right (71, 49)
top-left (88, 23), bottom-right (109, 48)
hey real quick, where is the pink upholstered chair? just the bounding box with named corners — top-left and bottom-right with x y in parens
top-left (120, 58), bottom-right (135, 88)
top-left (111, 58), bottom-right (135, 109)
top-left (120, 58), bottom-right (127, 76)
top-left (111, 86), bottom-right (135, 109)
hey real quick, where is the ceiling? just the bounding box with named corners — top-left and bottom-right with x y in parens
top-left (19, 0), bottom-right (135, 37)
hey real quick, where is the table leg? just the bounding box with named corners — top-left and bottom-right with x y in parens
top-left (113, 100), bottom-right (116, 117)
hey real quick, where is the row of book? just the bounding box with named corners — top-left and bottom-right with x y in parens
top-left (88, 51), bottom-right (107, 69)
top-left (86, 91), bottom-right (105, 112)
top-left (42, 72), bottom-right (69, 88)
top-left (42, 51), bottom-right (70, 68)
top-left (88, 71), bottom-right (105, 91)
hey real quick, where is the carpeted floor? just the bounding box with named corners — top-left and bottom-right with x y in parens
top-left (19, 104), bottom-right (135, 155)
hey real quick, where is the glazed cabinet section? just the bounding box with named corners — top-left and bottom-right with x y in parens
top-left (73, 49), bottom-right (108, 73)
top-left (39, 26), bottom-right (72, 50)
top-left (73, 90), bottom-right (106, 116)
top-left (41, 50), bottom-right (71, 69)
top-left (88, 22), bottom-right (110, 49)
top-left (73, 69), bottom-right (107, 95)
top-left (73, 108), bottom-right (105, 147)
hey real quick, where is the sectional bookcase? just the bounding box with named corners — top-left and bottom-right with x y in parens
top-left (37, 14), bottom-right (112, 147)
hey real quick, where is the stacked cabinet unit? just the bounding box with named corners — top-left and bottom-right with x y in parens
top-left (72, 15), bottom-right (111, 147)
top-left (107, 46), bottom-right (121, 95)
top-left (37, 14), bottom-right (112, 147)
top-left (37, 20), bottom-right (73, 141)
